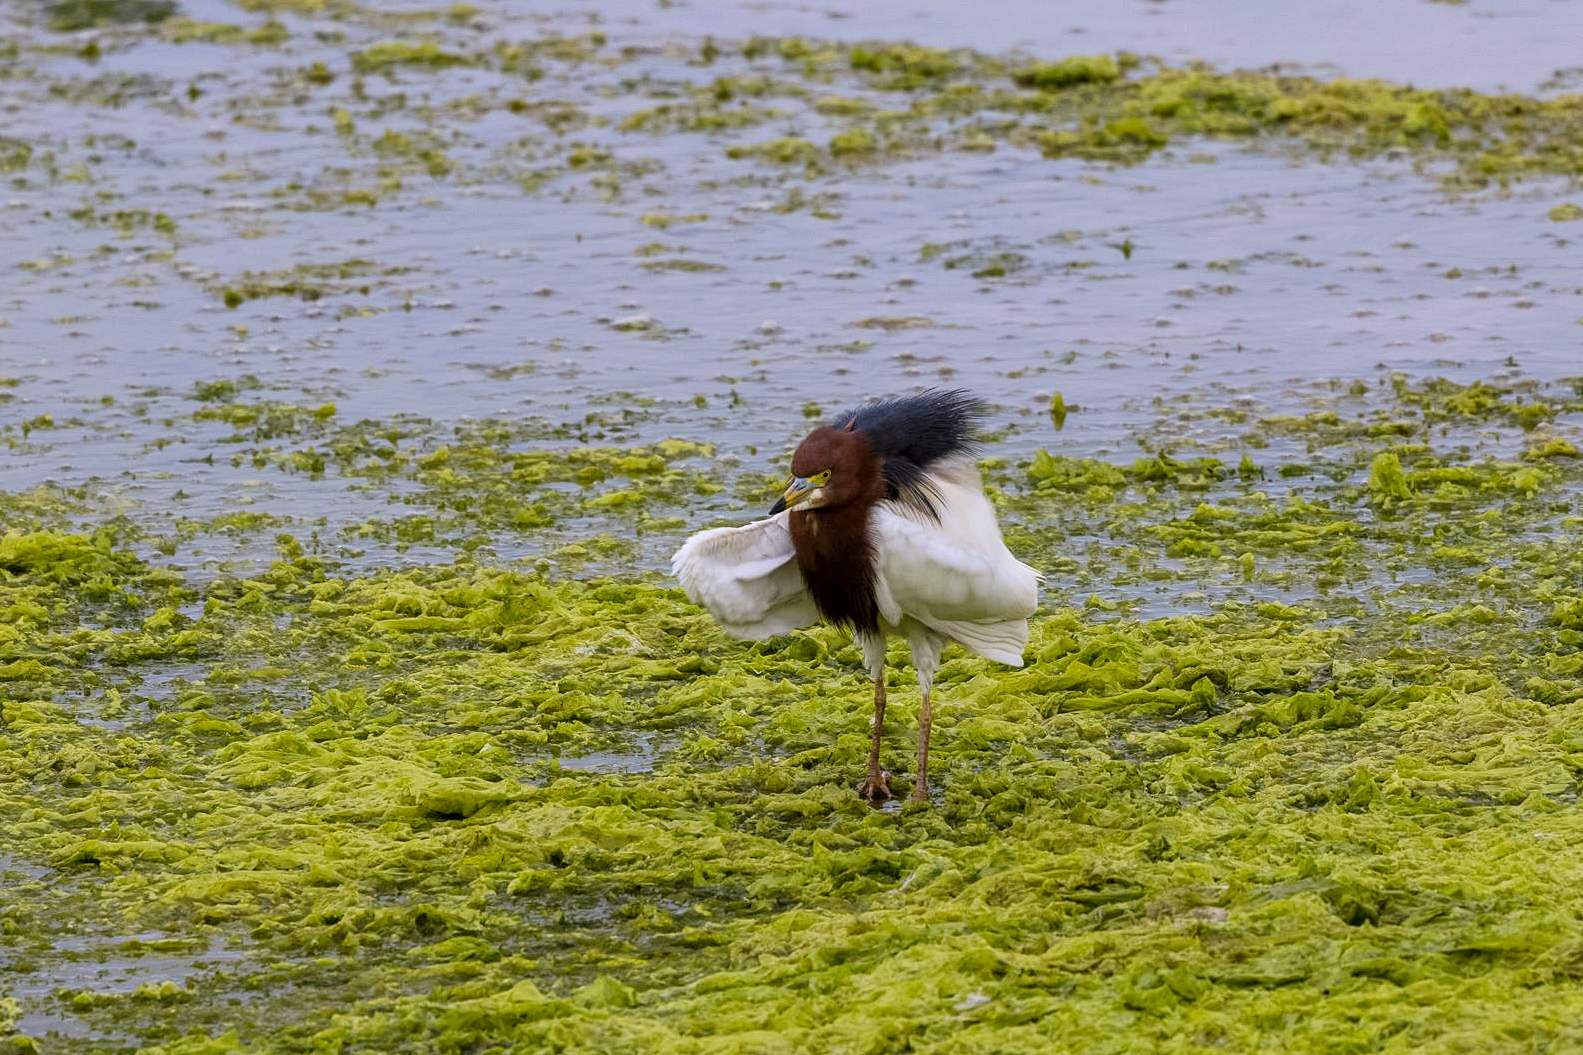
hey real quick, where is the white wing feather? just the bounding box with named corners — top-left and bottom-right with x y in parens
top-left (670, 512), bottom-right (818, 640)
top-left (672, 461), bottom-right (1038, 661)
top-left (871, 459), bottom-right (1040, 666)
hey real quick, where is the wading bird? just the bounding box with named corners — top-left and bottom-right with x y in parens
top-left (672, 391), bottom-right (1040, 803)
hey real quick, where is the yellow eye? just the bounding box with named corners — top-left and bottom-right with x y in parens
top-left (810, 470), bottom-right (831, 486)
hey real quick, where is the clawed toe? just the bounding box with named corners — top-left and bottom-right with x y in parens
top-left (857, 769), bottom-right (892, 802)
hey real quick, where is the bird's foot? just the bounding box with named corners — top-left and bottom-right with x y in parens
top-left (856, 769), bottom-right (892, 803)
top-left (907, 782), bottom-right (930, 805)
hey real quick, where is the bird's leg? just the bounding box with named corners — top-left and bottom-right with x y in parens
top-left (856, 674), bottom-right (892, 802)
top-left (909, 683), bottom-right (933, 804)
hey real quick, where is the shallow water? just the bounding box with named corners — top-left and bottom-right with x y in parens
top-left (586, 0), bottom-right (1583, 91)
top-left (5, 0), bottom-right (1583, 548)
top-left (6, 935), bottom-right (247, 1040)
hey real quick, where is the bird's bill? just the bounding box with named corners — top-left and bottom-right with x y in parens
top-left (770, 476), bottom-right (816, 515)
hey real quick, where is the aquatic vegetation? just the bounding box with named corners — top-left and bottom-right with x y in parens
top-left (351, 40), bottom-right (475, 74)
top-left (852, 315), bottom-right (935, 331)
top-left (161, 19), bottom-right (290, 46)
top-left (7, 0), bottom-right (1583, 1046)
top-left (945, 248), bottom-right (1031, 280)
top-left (847, 42), bottom-right (964, 89)
top-left (1013, 53), bottom-right (1124, 90)
top-left (1526, 436), bottom-right (1580, 460)
top-left (0, 140), bottom-right (34, 173)
top-left (67, 207), bottom-right (176, 238)
top-left (693, 38), bottom-right (1583, 187)
top-left (212, 260), bottom-right (410, 308)
top-left (725, 136), bottom-right (823, 166)
top-left (0, 377), bottom-right (1580, 1051)
top-left (193, 399), bottom-right (337, 438)
top-left (1049, 392), bottom-right (1068, 429)
top-left (639, 212), bottom-right (709, 229)
top-left (639, 258), bottom-right (725, 273)
top-left (369, 130), bottom-right (455, 177)
top-left (44, 0), bottom-right (175, 32)
top-left (619, 103), bottom-right (782, 134)
top-left (828, 127), bottom-right (877, 156)
top-left (1367, 450), bottom-right (1412, 504)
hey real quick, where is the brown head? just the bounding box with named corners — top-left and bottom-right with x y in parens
top-left (771, 421), bottom-right (887, 632)
top-left (769, 423), bottom-right (884, 515)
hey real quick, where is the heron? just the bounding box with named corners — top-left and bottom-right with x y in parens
top-left (672, 390), bottom-right (1040, 804)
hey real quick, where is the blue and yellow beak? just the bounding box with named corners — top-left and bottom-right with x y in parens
top-left (769, 471), bottom-right (828, 515)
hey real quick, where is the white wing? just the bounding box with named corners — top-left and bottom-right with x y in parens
top-left (871, 459), bottom-right (1041, 666)
top-left (671, 512), bottom-right (818, 640)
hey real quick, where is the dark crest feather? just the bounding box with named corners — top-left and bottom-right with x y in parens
top-left (834, 389), bottom-right (984, 519)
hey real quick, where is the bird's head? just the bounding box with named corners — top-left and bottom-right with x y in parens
top-left (770, 423), bottom-right (878, 515)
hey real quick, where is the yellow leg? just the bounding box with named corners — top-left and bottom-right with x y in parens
top-left (909, 685), bottom-right (932, 804)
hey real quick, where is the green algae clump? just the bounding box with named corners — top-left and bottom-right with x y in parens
top-left (726, 136), bottom-right (822, 165)
top-left (848, 42), bottom-right (962, 89)
top-left (45, 0), bottom-right (174, 31)
top-left (352, 41), bottom-right (474, 74)
top-left (829, 127), bottom-right (877, 156)
top-left (1013, 53), bottom-right (1122, 90)
top-left (1367, 450), bottom-right (1414, 504)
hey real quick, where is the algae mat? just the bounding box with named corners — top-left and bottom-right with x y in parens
top-left (1, 373), bottom-right (1582, 1053)
top-left (5, 0), bottom-right (1583, 1051)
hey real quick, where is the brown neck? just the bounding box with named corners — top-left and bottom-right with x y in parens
top-left (788, 476), bottom-right (885, 634)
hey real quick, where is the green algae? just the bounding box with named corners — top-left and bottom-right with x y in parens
top-left (1367, 451), bottom-right (1413, 504)
top-left (1049, 392), bottom-right (1068, 430)
top-left (639, 212), bottom-right (709, 230)
top-left (8, 529), bottom-right (1583, 1051)
top-left (726, 136), bottom-right (822, 166)
top-left (161, 19), bottom-right (289, 46)
top-left (44, 0), bottom-right (175, 32)
top-left (351, 40), bottom-right (473, 74)
top-left (179, 403), bottom-right (729, 546)
top-left (68, 206), bottom-right (177, 238)
top-left (1013, 54), bottom-right (1124, 90)
top-left (717, 38), bottom-right (1583, 188)
top-left (1527, 436), bottom-right (1580, 460)
top-left (829, 127), bottom-right (877, 157)
top-left (0, 140), bottom-right (34, 174)
top-left (207, 24), bottom-right (1583, 209)
top-left (213, 260), bottom-right (408, 308)
top-left (7, 11), bottom-right (1583, 1047)
top-left (639, 258), bottom-right (725, 274)
top-left (193, 400), bottom-right (337, 437)
top-left (3, 379), bottom-right (1583, 1051)
top-left (619, 102), bottom-right (782, 134)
